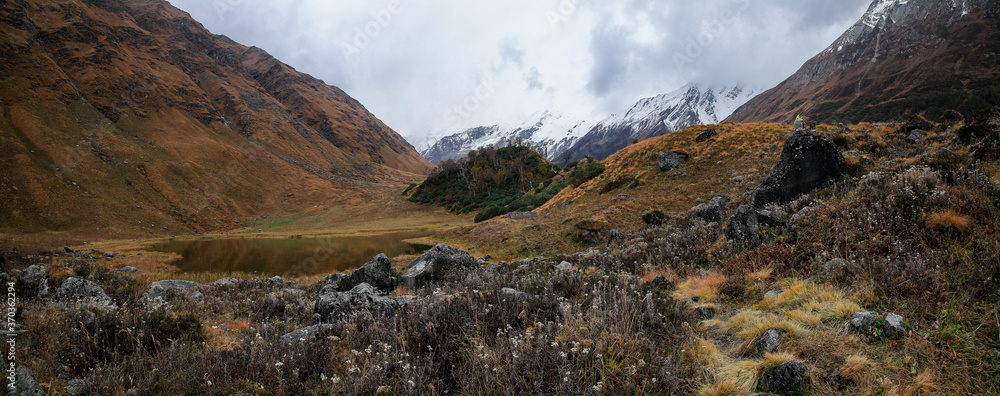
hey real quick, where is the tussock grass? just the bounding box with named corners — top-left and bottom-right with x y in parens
top-left (673, 273), bottom-right (728, 302)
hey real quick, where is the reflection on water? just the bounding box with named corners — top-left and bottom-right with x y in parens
top-left (151, 231), bottom-right (433, 277)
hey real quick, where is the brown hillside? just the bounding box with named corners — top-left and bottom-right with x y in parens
top-left (729, 0), bottom-right (1000, 124)
top-left (0, 0), bottom-right (433, 245)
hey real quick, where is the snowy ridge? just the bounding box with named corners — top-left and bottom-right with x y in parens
top-left (419, 110), bottom-right (593, 164)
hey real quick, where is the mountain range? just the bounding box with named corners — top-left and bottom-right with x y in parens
top-left (729, 0), bottom-right (1000, 123)
top-left (421, 84), bottom-right (761, 164)
top-left (0, 0), bottom-right (432, 241)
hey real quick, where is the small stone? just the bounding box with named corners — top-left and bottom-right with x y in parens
top-left (818, 258), bottom-right (846, 278)
top-left (268, 276), bottom-right (285, 285)
top-left (279, 324), bottom-right (337, 345)
top-left (113, 266), bottom-right (139, 273)
top-left (882, 313), bottom-right (906, 340)
top-left (501, 288), bottom-right (529, 299)
top-left (851, 312), bottom-right (878, 334)
top-left (764, 289), bottom-right (781, 298)
top-left (554, 261), bottom-right (574, 271)
top-left (65, 378), bottom-right (87, 395)
top-left (211, 278), bottom-right (238, 288)
top-left (649, 274), bottom-right (673, 289)
top-left (755, 329), bottom-right (784, 356)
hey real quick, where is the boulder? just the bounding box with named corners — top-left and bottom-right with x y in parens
top-left (817, 258), bottom-right (847, 278)
top-left (268, 276), bottom-right (285, 285)
top-left (696, 128), bottom-right (718, 143)
top-left (608, 230), bottom-right (627, 244)
top-left (752, 134), bottom-right (847, 207)
top-left (882, 313), bottom-right (906, 340)
top-left (755, 329), bottom-right (784, 356)
top-left (399, 244), bottom-right (478, 290)
top-left (338, 254), bottom-right (397, 293)
top-left (211, 278), bottom-right (238, 288)
top-left (19, 265), bottom-right (49, 299)
top-left (55, 277), bottom-right (113, 307)
top-left (793, 117), bottom-right (807, 133)
top-left (314, 283), bottom-right (401, 323)
top-left (12, 366), bottom-right (47, 396)
top-left (906, 129), bottom-right (928, 144)
top-left (649, 274), bottom-right (673, 290)
top-left (756, 210), bottom-right (786, 229)
top-left (658, 151), bottom-right (689, 172)
top-left (692, 196), bottom-right (730, 224)
top-left (554, 261), bottom-right (575, 272)
top-left (279, 324), bottom-right (338, 345)
top-left (763, 361), bottom-right (809, 396)
top-left (65, 378), bottom-right (87, 395)
top-left (501, 288), bottom-right (529, 299)
top-left (137, 280), bottom-right (204, 307)
top-left (726, 205), bottom-right (759, 245)
top-left (113, 266), bottom-right (139, 273)
top-left (904, 116), bottom-right (934, 134)
top-left (850, 312), bottom-right (878, 334)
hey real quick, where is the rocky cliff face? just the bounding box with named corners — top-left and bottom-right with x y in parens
top-left (729, 0), bottom-right (1000, 123)
top-left (0, 0), bottom-right (432, 240)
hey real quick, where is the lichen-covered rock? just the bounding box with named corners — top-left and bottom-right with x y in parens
top-left (756, 329), bottom-right (784, 356)
top-left (314, 283), bottom-right (401, 323)
top-left (55, 277), bottom-right (113, 307)
top-left (752, 133), bottom-right (847, 207)
top-left (279, 324), bottom-right (338, 345)
top-left (763, 361), bottom-right (809, 396)
top-left (692, 196), bottom-right (730, 224)
top-left (882, 313), bottom-right (906, 340)
top-left (851, 311), bottom-right (878, 334)
top-left (137, 280), bottom-right (204, 308)
top-left (399, 244), bottom-right (478, 290)
top-left (658, 151), bottom-right (689, 172)
top-left (338, 253), bottom-right (397, 293)
top-left (18, 265), bottom-right (49, 299)
top-left (726, 205), bottom-right (760, 245)
top-left (12, 366), bottom-right (48, 396)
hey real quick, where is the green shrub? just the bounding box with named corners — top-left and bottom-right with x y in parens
top-left (475, 205), bottom-right (506, 223)
top-left (642, 209), bottom-right (667, 226)
top-left (568, 161), bottom-right (605, 186)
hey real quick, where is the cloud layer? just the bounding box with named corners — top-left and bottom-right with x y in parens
top-left (168, 0), bottom-right (872, 143)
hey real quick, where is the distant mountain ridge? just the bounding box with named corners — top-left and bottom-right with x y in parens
top-left (421, 83), bottom-right (760, 164)
top-left (728, 0), bottom-right (1000, 123)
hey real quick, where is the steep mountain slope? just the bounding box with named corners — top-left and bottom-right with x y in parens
top-left (567, 84), bottom-right (760, 161)
top-left (0, 0), bottom-right (432, 243)
top-left (729, 0), bottom-right (1000, 123)
top-left (420, 111), bottom-right (592, 164)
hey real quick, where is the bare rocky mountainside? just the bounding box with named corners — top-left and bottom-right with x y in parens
top-left (0, 0), bottom-right (433, 242)
top-left (729, 0), bottom-right (1000, 123)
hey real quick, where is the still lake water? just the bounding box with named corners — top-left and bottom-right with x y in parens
top-left (151, 231), bottom-right (434, 277)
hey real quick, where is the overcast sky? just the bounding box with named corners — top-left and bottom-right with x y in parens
top-left (167, 0), bottom-right (872, 144)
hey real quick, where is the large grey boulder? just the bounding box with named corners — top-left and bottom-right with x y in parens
top-left (763, 361), bottom-right (809, 396)
top-left (692, 196), bottom-right (730, 224)
top-left (54, 278), bottom-right (113, 307)
top-left (137, 280), bottom-right (204, 307)
top-left (279, 324), bottom-right (338, 345)
top-left (338, 254), bottom-right (397, 293)
top-left (882, 313), bottom-right (906, 340)
top-left (904, 116), bottom-right (934, 134)
top-left (658, 151), bottom-right (689, 172)
top-left (11, 366), bottom-right (47, 396)
top-left (399, 244), bottom-right (478, 290)
top-left (314, 283), bottom-right (401, 323)
top-left (755, 330), bottom-right (784, 356)
top-left (752, 134), bottom-right (847, 207)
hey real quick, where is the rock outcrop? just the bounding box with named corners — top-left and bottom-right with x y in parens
top-left (399, 244), bottom-right (478, 290)
top-left (752, 134), bottom-right (847, 207)
top-left (338, 254), bottom-right (397, 293)
top-left (315, 283), bottom-right (403, 323)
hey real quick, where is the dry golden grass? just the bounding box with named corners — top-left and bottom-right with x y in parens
top-left (926, 210), bottom-right (972, 231)
top-left (642, 267), bottom-right (680, 284)
top-left (745, 267), bottom-right (773, 283)
top-left (673, 273), bottom-right (728, 302)
top-left (904, 371), bottom-right (938, 396)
